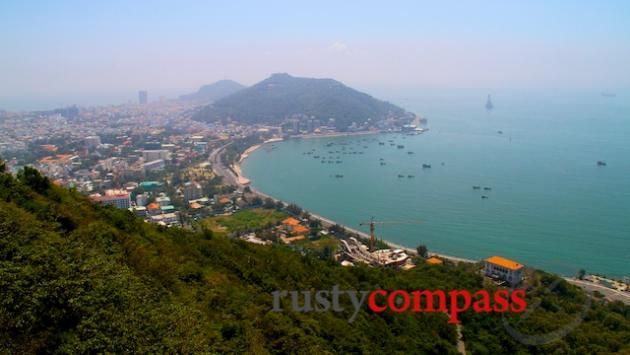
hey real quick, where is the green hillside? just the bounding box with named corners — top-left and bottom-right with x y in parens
top-left (192, 73), bottom-right (408, 130)
top-left (1, 163), bottom-right (629, 354)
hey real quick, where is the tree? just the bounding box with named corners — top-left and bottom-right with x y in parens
top-left (416, 244), bottom-right (428, 258)
top-left (262, 197), bottom-right (275, 209)
top-left (17, 166), bottom-right (50, 193)
top-left (0, 159), bottom-right (5, 172)
top-left (578, 269), bottom-right (586, 280)
top-left (286, 203), bottom-right (302, 216)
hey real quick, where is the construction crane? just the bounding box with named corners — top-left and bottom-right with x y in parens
top-left (359, 217), bottom-right (423, 251)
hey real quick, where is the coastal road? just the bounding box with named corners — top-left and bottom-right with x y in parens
top-left (208, 139), bottom-right (476, 265)
top-left (209, 142), bottom-right (241, 189)
top-left (565, 278), bottom-right (630, 305)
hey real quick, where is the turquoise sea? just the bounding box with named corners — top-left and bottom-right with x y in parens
top-left (242, 91), bottom-right (630, 278)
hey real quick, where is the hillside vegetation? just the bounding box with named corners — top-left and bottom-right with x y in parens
top-left (193, 73), bottom-right (408, 130)
top-left (1, 163), bottom-right (629, 354)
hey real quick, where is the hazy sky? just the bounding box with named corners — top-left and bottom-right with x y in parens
top-left (1, 1), bottom-right (630, 109)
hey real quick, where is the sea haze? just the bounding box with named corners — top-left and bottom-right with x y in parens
top-left (242, 91), bottom-right (630, 278)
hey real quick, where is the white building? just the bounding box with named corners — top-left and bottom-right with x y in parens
top-left (136, 193), bottom-right (148, 206)
top-left (143, 149), bottom-right (170, 162)
top-left (84, 136), bottom-right (101, 148)
top-left (143, 159), bottom-right (165, 172)
top-left (91, 189), bottom-right (131, 209)
top-left (484, 256), bottom-right (524, 286)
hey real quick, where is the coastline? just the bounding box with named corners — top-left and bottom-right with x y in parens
top-left (223, 134), bottom-right (630, 303)
top-left (232, 134), bottom-right (476, 265)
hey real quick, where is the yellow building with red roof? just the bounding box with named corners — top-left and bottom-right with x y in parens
top-left (484, 256), bottom-right (524, 285)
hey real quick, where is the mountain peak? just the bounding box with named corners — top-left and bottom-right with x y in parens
top-left (193, 73), bottom-right (407, 129)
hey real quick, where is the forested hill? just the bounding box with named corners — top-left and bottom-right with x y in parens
top-left (192, 73), bottom-right (408, 130)
top-left (1, 163), bottom-right (629, 353)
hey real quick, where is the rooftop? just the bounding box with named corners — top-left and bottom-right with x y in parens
top-left (485, 256), bottom-right (524, 271)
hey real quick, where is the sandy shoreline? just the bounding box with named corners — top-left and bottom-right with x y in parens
top-left (231, 134), bottom-right (477, 265)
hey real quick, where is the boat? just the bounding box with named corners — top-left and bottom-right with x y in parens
top-left (379, 142), bottom-right (385, 145)
top-left (407, 175), bottom-right (415, 178)
top-left (597, 161), bottom-right (607, 166)
top-left (397, 145), bottom-right (405, 149)
top-left (407, 151), bottom-right (414, 154)
top-left (484, 187), bottom-right (492, 191)
top-left (497, 130), bottom-right (503, 134)
top-left (481, 196), bottom-right (489, 199)
top-left (380, 162), bottom-right (386, 166)
top-left (472, 186), bottom-right (481, 190)
top-left (601, 92), bottom-right (616, 98)
top-left (485, 94), bottom-right (494, 110)
top-left (422, 164), bottom-right (432, 168)
top-left (397, 174), bottom-right (405, 178)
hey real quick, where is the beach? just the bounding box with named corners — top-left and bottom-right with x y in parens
top-left (231, 136), bottom-right (476, 265)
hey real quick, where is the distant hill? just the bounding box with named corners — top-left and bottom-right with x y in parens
top-left (179, 80), bottom-right (245, 102)
top-left (193, 73), bottom-right (409, 130)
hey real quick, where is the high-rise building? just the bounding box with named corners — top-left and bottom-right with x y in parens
top-left (184, 182), bottom-right (203, 202)
top-left (138, 90), bottom-right (148, 104)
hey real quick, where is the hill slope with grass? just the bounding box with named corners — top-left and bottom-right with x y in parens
top-left (1, 162), bottom-right (629, 354)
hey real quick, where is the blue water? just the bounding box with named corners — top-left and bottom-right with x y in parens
top-left (242, 91), bottom-right (630, 278)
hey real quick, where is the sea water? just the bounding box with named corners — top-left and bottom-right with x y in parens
top-left (242, 91), bottom-right (630, 278)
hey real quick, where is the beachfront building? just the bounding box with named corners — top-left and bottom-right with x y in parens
top-left (484, 256), bottom-right (524, 286)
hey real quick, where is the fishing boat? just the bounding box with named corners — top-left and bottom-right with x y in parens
top-left (422, 164), bottom-right (432, 169)
top-left (472, 186), bottom-right (481, 190)
top-left (597, 161), bottom-right (607, 166)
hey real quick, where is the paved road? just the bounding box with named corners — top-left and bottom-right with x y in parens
top-left (209, 142), bottom-right (241, 189)
top-left (565, 278), bottom-right (630, 305)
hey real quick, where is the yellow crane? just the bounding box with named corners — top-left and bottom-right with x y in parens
top-left (359, 217), bottom-right (423, 251)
